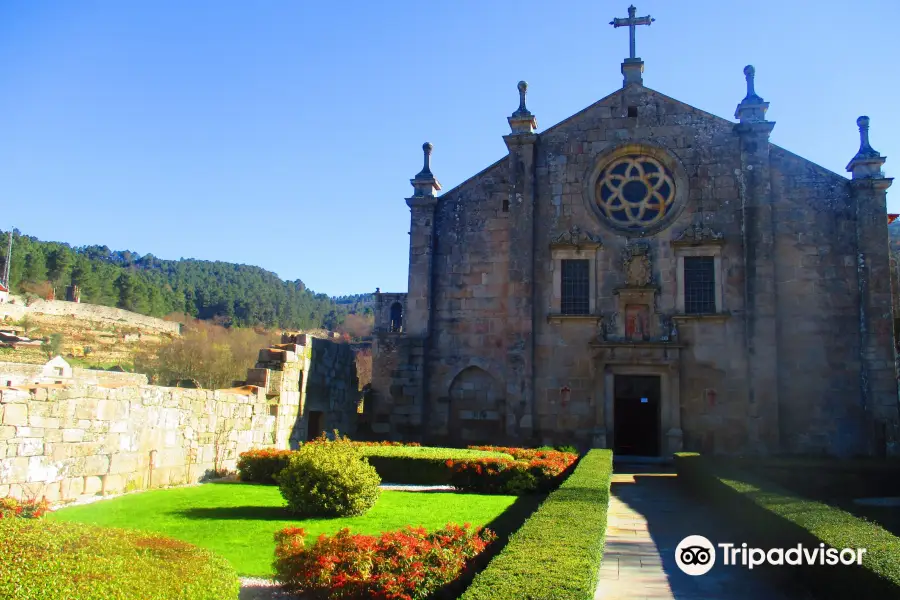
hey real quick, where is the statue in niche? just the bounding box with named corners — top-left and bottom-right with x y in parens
top-left (622, 242), bottom-right (652, 287)
top-left (625, 304), bottom-right (650, 341)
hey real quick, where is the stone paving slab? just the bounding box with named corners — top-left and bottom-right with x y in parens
top-left (594, 470), bottom-right (815, 600)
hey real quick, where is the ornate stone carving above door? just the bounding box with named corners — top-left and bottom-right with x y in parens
top-left (622, 242), bottom-right (653, 287)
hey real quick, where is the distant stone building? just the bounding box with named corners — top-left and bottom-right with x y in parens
top-left (371, 19), bottom-right (897, 457)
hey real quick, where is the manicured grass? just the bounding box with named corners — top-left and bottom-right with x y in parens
top-left (0, 518), bottom-right (239, 600)
top-left (461, 449), bottom-right (614, 600)
top-left (49, 482), bottom-right (517, 578)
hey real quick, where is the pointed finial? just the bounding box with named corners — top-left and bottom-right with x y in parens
top-left (515, 81), bottom-right (528, 115)
top-left (418, 142), bottom-right (433, 177)
top-left (743, 65), bottom-right (759, 100)
top-left (856, 116), bottom-right (877, 157)
top-left (734, 64), bottom-right (769, 123)
top-left (507, 80), bottom-right (537, 134)
top-left (410, 141), bottom-right (441, 197)
top-left (847, 116), bottom-right (887, 179)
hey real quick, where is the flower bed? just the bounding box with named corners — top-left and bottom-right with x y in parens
top-left (460, 449), bottom-right (613, 600)
top-left (274, 523), bottom-right (496, 600)
top-left (237, 444), bottom-right (514, 485)
top-left (0, 518), bottom-right (239, 600)
top-left (448, 448), bottom-right (578, 494)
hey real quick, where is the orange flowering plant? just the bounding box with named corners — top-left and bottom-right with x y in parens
top-left (448, 447), bottom-right (579, 494)
top-left (273, 523), bottom-right (496, 599)
top-left (0, 497), bottom-right (50, 519)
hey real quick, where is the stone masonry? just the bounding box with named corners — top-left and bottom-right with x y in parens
top-left (372, 39), bottom-right (898, 456)
top-left (0, 333), bottom-right (359, 501)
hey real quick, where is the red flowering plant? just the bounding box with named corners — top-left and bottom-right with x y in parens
top-left (236, 449), bottom-right (295, 484)
top-left (0, 497), bottom-right (50, 519)
top-left (273, 523), bottom-right (496, 600)
top-left (451, 447), bottom-right (579, 493)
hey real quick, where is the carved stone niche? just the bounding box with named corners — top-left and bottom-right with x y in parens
top-left (610, 242), bottom-right (659, 341)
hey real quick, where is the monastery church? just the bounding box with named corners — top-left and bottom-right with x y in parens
top-left (370, 6), bottom-right (898, 457)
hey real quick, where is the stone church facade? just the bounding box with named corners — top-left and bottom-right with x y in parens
top-left (370, 52), bottom-right (898, 457)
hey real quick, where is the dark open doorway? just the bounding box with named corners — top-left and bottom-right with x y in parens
top-left (613, 375), bottom-right (661, 456)
top-left (307, 411), bottom-right (324, 441)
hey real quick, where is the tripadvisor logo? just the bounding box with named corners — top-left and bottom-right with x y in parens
top-left (675, 535), bottom-right (867, 576)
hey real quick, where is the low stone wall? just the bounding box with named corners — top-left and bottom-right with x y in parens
top-left (0, 297), bottom-right (181, 335)
top-left (0, 383), bottom-right (280, 501)
top-left (0, 362), bottom-right (148, 388)
top-left (0, 333), bottom-right (362, 502)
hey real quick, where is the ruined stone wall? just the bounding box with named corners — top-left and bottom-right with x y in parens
top-left (0, 297), bottom-right (182, 335)
top-left (303, 337), bottom-right (360, 438)
top-left (248, 333), bottom-right (360, 446)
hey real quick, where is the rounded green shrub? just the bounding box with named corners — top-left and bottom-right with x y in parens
top-left (276, 436), bottom-right (382, 517)
top-left (0, 518), bottom-right (239, 600)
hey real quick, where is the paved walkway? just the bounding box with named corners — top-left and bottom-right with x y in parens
top-left (594, 469), bottom-right (815, 600)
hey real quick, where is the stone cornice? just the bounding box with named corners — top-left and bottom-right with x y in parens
top-left (547, 314), bottom-right (603, 325)
top-left (671, 222), bottom-right (725, 247)
top-left (549, 226), bottom-right (603, 251)
top-left (672, 313), bottom-right (731, 323)
top-left (405, 195), bottom-right (438, 209)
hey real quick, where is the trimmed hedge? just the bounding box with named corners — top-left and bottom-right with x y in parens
top-left (361, 446), bottom-right (514, 485)
top-left (0, 518), bottom-right (239, 600)
top-left (238, 446), bottom-right (513, 485)
top-left (675, 452), bottom-right (900, 600)
top-left (236, 449), bottom-right (293, 484)
top-left (460, 449), bottom-right (614, 600)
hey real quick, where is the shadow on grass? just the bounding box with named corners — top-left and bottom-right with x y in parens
top-left (177, 506), bottom-right (297, 521)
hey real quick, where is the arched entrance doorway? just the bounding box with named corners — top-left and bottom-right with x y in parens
top-left (447, 366), bottom-right (504, 446)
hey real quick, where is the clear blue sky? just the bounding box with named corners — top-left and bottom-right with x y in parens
top-left (1, 1), bottom-right (897, 296)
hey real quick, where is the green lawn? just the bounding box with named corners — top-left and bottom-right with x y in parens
top-left (49, 482), bottom-right (517, 577)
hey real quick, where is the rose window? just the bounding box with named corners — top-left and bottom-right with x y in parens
top-left (595, 155), bottom-right (676, 231)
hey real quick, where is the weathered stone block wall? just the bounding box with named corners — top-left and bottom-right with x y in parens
top-left (0, 383), bottom-right (279, 501)
top-left (427, 163), bottom-right (512, 445)
top-left (373, 83), bottom-right (897, 457)
top-left (302, 337), bottom-right (359, 438)
top-left (769, 148), bottom-right (864, 455)
top-left (532, 90), bottom-right (751, 450)
top-left (0, 296), bottom-right (182, 335)
top-left (0, 333), bottom-right (362, 501)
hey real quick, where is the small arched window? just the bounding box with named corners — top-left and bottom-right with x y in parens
top-left (389, 302), bottom-right (403, 333)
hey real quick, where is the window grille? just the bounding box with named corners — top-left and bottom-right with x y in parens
top-left (561, 259), bottom-right (590, 315)
top-left (684, 256), bottom-right (716, 314)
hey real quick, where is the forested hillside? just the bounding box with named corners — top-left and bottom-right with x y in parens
top-left (0, 230), bottom-right (373, 331)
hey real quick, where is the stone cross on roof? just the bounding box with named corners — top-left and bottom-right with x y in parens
top-left (610, 5), bottom-right (655, 60)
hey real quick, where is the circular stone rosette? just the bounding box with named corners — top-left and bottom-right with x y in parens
top-left (598, 155), bottom-right (674, 227)
top-left (585, 146), bottom-right (687, 236)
